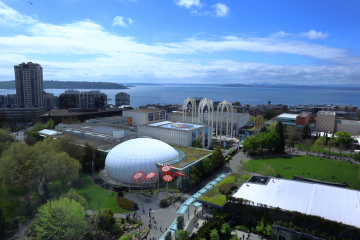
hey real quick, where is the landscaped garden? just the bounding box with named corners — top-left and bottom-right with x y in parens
top-left (200, 173), bottom-right (250, 206)
top-left (244, 155), bottom-right (360, 188)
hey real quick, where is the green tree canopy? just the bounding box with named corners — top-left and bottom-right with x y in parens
top-left (220, 223), bottom-right (232, 235)
top-left (275, 121), bottom-right (285, 152)
top-left (0, 128), bottom-right (16, 157)
top-left (210, 228), bottom-right (219, 240)
top-left (202, 157), bottom-right (213, 175)
top-left (314, 137), bottom-right (326, 156)
top-left (233, 101), bottom-right (241, 106)
top-left (302, 123), bottom-right (311, 140)
top-left (31, 197), bottom-right (87, 239)
top-left (44, 118), bottom-right (55, 129)
top-left (212, 146), bottom-right (225, 168)
top-left (333, 131), bottom-right (353, 146)
top-left (93, 208), bottom-right (116, 231)
top-left (177, 229), bottom-right (187, 240)
top-left (61, 188), bottom-right (89, 210)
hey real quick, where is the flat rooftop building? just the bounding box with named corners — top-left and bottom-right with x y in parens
top-left (232, 177), bottom-right (360, 228)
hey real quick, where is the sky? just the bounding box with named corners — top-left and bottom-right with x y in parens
top-left (0, 0), bottom-right (359, 85)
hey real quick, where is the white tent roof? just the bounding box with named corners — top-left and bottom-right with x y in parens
top-left (105, 138), bottom-right (179, 183)
top-left (232, 178), bottom-right (360, 228)
top-left (39, 129), bottom-right (59, 136)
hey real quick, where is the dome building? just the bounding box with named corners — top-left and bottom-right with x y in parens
top-left (104, 138), bottom-right (179, 185)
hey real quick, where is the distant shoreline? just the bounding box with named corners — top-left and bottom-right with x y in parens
top-left (0, 80), bottom-right (131, 89)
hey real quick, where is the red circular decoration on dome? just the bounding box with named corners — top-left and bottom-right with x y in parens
top-left (145, 172), bottom-right (158, 182)
top-left (131, 171), bottom-right (146, 183)
top-left (174, 172), bottom-right (187, 179)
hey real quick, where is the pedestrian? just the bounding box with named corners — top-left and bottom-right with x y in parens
top-left (152, 216), bottom-right (154, 221)
top-left (155, 237), bottom-right (157, 240)
top-left (149, 223), bottom-right (151, 228)
top-left (243, 234), bottom-right (244, 240)
top-left (160, 226), bottom-right (162, 232)
top-left (143, 209), bottom-right (145, 214)
top-left (196, 212), bottom-right (199, 218)
top-left (149, 212), bottom-right (151, 217)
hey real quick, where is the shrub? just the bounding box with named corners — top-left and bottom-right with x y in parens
top-left (116, 196), bottom-right (137, 210)
top-left (218, 183), bottom-right (237, 195)
top-left (110, 223), bottom-right (121, 233)
top-left (159, 199), bottom-right (169, 208)
top-left (177, 216), bottom-right (184, 230)
top-left (215, 176), bottom-right (235, 187)
top-left (242, 175), bottom-right (251, 180)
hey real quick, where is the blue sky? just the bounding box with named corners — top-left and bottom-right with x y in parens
top-left (0, 0), bottom-right (359, 85)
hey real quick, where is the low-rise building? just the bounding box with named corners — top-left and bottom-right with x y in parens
top-left (122, 108), bottom-right (167, 126)
top-left (276, 113), bottom-right (298, 127)
top-left (336, 120), bottom-right (360, 136)
top-left (43, 92), bottom-right (58, 111)
top-left (295, 112), bottom-right (310, 126)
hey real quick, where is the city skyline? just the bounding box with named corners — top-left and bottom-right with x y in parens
top-left (0, 0), bottom-right (359, 85)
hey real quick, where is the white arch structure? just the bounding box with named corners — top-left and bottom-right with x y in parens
top-left (198, 98), bottom-right (214, 127)
top-left (216, 100), bottom-right (234, 143)
top-left (182, 97), bottom-right (197, 123)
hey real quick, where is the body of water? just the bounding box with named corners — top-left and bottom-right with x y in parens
top-left (1, 85), bottom-right (359, 108)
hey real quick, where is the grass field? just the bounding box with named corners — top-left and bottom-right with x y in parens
top-left (295, 143), bottom-right (354, 158)
top-left (244, 155), bottom-right (360, 188)
top-left (0, 172), bottom-right (130, 220)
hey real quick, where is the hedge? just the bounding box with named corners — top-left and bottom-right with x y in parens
top-left (116, 196), bottom-right (137, 210)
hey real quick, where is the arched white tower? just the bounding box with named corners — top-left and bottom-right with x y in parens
top-left (182, 97), bottom-right (197, 123)
top-left (216, 100), bottom-right (234, 143)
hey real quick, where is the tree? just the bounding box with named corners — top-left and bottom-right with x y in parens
top-left (260, 126), bottom-right (268, 133)
top-left (210, 228), bottom-right (219, 240)
top-left (61, 188), bottom-right (89, 210)
top-left (242, 136), bottom-right (260, 154)
top-left (220, 223), bottom-right (232, 235)
top-left (192, 139), bottom-right (202, 148)
top-left (263, 109), bottom-right (282, 120)
top-left (177, 229), bottom-right (187, 240)
top-left (202, 157), bottom-right (213, 175)
top-left (82, 143), bottom-right (102, 172)
top-left (212, 146), bottom-right (225, 168)
top-left (0, 128), bottom-right (16, 157)
top-left (303, 139), bottom-right (312, 154)
top-left (353, 153), bottom-right (360, 162)
top-left (275, 121), bottom-right (285, 152)
top-left (177, 216), bottom-right (184, 230)
top-left (325, 140), bottom-right (336, 155)
top-left (333, 131), bottom-right (353, 146)
top-left (53, 152), bottom-right (81, 192)
top-left (310, 114), bottom-right (317, 123)
top-left (234, 101), bottom-right (241, 106)
top-left (93, 208), bottom-right (116, 231)
top-left (54, 134), bottom-right (84, 164)
top-left (0, 208), bottom-right (5, 239)
top-left (44, 118), bottom-right (55, 129)
top-left (313, 137), bottom-right (326, 156)
top-left (264, 130), bottom-right (280, 151)
top-left (31, 197), bottom-right (87, 239)
top-left (302, 123), bottom-right (311, 140)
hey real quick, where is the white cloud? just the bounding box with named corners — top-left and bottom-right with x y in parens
top-left (299, 30), bottom-right (328, 40)
top-left (212, 3), bottom-right (229, 17)
top-left (0, 2), bottom-right (358, 85)
top-left (271, 31), bottom-right (292, 38)
top-left (175, 0), bottom-right (201, 9)
top-left (0, 2), bottom-right (36, 26)
top-left (112, 16), bottom-right (134, 27)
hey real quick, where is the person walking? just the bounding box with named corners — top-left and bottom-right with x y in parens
top-left (149, 212), bottom-right (151, 218)
top-left (160, 226), bottom-right (162, 232)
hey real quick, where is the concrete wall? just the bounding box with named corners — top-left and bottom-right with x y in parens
top-left (337, 122), bottom-right (360, 135)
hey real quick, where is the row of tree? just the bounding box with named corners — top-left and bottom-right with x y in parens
top-left (188, 147), bottom-right (226, 188)
top-left (242, 121), bottom-right (285, 154)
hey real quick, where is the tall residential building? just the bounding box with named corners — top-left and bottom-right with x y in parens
top-left (14, 62), bottom-right (44, 108)
top-left (115, 92), bottom-right (130, 107)
top-left (43, 92), bottom-right (59, 111)
top-left (59, 90), bottom-right (107, 109)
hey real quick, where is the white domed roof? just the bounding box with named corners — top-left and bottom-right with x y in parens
top-left (105, 138), bottom-right (178, 184)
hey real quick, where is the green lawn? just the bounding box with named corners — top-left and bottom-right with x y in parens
top-left (244, 155), bottom-right (360, 188)
top-left (47, 173), bottom-right (131, 214)
top-left (200, 173), bottom-right (250, 206)
top-left (0, 172), bottom-right (130, 220)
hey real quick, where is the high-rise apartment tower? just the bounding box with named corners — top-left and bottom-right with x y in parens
top-left (115, 92), bottom-right (130, 107)
top-left (14, 62), bottom-right (44, 108)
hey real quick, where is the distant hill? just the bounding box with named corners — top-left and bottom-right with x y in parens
top-left (0, 80), bottom-right (130, 89)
